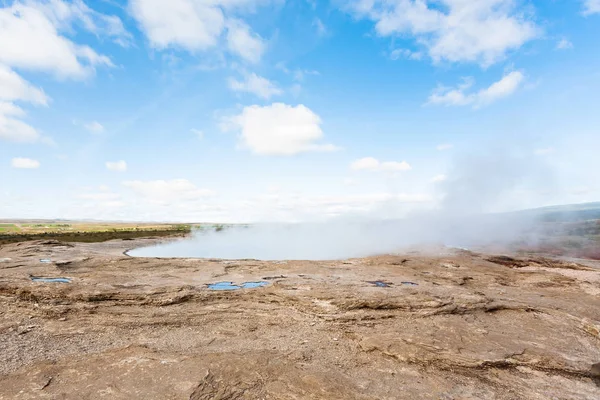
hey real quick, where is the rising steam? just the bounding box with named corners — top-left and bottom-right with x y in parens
top-left (130, 147), bottom-right (557, 260)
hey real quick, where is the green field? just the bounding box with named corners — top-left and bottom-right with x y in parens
top-left (0, 221), bottom-right (196, 244)
top-left (0, 221), bottom-right (243, 245)
top-left (0, 224), bottom-right (18, 232)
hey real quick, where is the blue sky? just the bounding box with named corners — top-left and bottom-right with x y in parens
top-left (1, 0), bottom-right (599, 222)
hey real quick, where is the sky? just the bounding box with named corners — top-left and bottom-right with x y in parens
top-left (1, 0), bottom-right (599, 223)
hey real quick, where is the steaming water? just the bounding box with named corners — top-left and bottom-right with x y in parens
top-left (128, 216), bottom-right (535, 261)
top-left (128, 222), bottom-right (413, 260)
top-left (127, 147), bottom-right (554, 261)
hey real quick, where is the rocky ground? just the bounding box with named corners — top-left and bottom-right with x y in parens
top-left (1, 238), bottom-right (600, 399)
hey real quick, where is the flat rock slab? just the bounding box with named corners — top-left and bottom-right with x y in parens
top-left (0, 239), bottom-right (600, 399)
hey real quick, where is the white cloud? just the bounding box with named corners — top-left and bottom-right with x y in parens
top-left (191, 128), bottom-right (204, 139)
top-left (0, 102), bottom-right (40, 143)
top-left (436, 143), bottom-right (453, 151)
top-left (313, 17), bottom-right (327, 36)
top-left (130, 0), bottom-right (267, 62)
top-left (583, 0), bottom-right (600, 15)
top-left (0, 65), bottom-right (48, 143)
top-left (33, 0), bottom-right (132, 46)
top-left (224, 103), bottom-right (339, 156)
top-left (245, 191), bottom-right (432, 219)
top-left (226, 19), bottom-right (266, 63)
top-left (431, 174), bottom-right (446, 183)
top-left (293, 69), bottom-right (319, 82)
top-left (276, 63), bottom-right (320, 82)
top-left (11, 157), bottom-right (40, 169)
top-left (78, 192), bottom-right (121, 201)
top-left (348, 0), bottom-right (539, 66)
top-left (390, 48), bottom-right (423, 61)
top-left (129, 0), bottom-right (225, 51)
top-left (556, 38), bottom-right (573, 50)
top-left (428, 71), bottom-right (525, 108)
top-left (85, 120), bottom-right (104, 133)
top-left (228, 72), bottom-right (282, 99)
top-left (351, 157), bottom-right (412, 172)
top-left (105, 160), bottom-right (127, 172)
top-left (534, 147), bottom-right (554, 156)
top-left (75, 187), bottom-right (125, 211)
top-left (0, 1), bottom-right (122, 144)
top-left (0, 1), bottom-right (116, 79)
top-left (0, 64), bottom-right (49, 105)
top-left (123, 179), bottom-right (216, 204)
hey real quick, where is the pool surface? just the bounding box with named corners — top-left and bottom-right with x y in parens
top-left (31, 277), bottom-right (72, 284)
top-left (207, 281), bottom-right (269, 291)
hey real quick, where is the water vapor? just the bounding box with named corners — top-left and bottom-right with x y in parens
top-left (130, 146), bottom-right (562, 260)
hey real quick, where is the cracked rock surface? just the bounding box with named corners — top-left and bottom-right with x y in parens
top-left (1, 239), bottom-right (600, 399)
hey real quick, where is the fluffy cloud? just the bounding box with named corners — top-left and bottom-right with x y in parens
top-left (11, 157), bottom-right (40, 169)
top-left (390, 48), bottom-right (423, 61)
top-left (351, 157), bottom-right (412, 172)
top-left (0, 65), bottom-right (48, 143)
top-left (225, 103), bottom-right (338, 155)
top-left (83, 121), bottom-right (104, 133)
top-left (226, 19), bottom-right (266, 63)
top-left (431, 174), bottom-right (446, 183)
top-left (33, 0), bottom-right (132, 46)
top-left (85, 121), bottom-right (104, 133)
top-left (228, 72), bottom-right (282, 99)
top-left (75, 187), bottom-right (125, 212)
top-left (583, 0), bottom-right (600, 15)
top-left (556, 38), bottom-right (573, 50)
top-left (427, 71), bottom-right (525, 108)
top-left (348, 0), bottom-right (539, 66)
top-left (106, 160), bottom-right (127, 172)
top-left (123, 179), bottom-right (216, 204)
top-left (241, 191), bottom-right (432, 220)
top-left (0, 1), bottom-right (116, 79)
top-left (0, 1), bottom-right (124, 143)
top-left (129, 0), bottom-right (267, 62)
top-left (0, 64), bottom-right (48, 105)
top-left (0, 101), bottom-right (43, 143)
top-left (129, 0), bottom-right (225, 51)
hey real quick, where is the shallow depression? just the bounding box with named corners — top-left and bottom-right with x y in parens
top-left (207, 281), bottom-right (269, 291)
top-left (126, 223), bottom-right (414, 260)
top-left (31, 277), bottom-right (72, 284)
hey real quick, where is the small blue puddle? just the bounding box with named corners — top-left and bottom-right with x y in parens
top-left (39, 259), bottom-right (52, 264)
top-left (207, 281), bottom-right (268, 291)
top-left (368, 281), bottom-right (419, 287)
top-left (31, 277), bottom-right (71, 284)
top-left (368, 280), bottom-right (392, 288)
top-left (242, 281), bottom-right (269, 289)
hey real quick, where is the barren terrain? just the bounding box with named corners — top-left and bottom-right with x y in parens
top-left (1, 237), bottom-right (600, 399)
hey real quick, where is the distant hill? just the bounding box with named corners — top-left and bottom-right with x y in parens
top-left (514, 202), bottom-right (600, 222)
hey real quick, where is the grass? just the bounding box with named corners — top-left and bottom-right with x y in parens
top-left (0, 224), bottom-right (18, 232)
top-left (0, 222), bottom-right (195, 244)
top-left (1, 222), bottom-right (192, 234)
